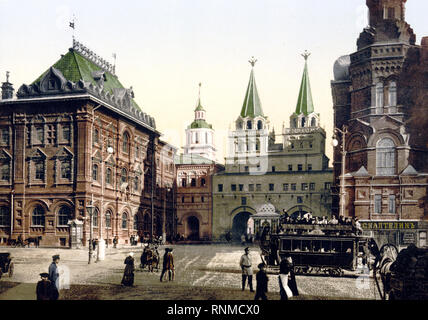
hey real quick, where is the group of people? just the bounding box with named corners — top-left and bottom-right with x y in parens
top-left (121, 247), bottom-right (175, 287)
top-left (240, 247), bottom-right (299, 300)
top-left (36, 254), bottom-right (61, 300)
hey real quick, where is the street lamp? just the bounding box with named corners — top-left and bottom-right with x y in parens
top-left (332, 125), bottom-right (348, 218)
top-left (86, 201), bottom-right (94, 264)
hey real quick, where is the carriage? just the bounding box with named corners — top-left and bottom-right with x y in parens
top-left (0, 253), bottom-right (14, 279)
top-left (261, 224), bottom-right (372, 276)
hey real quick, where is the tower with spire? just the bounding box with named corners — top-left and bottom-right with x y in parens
top-left (183, 83), bottom-right (216, 162)
top-left (226, 57), bottom-right (269, 172)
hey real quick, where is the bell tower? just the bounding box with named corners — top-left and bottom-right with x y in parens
top-left (367, 0), bottom-right (406, 27)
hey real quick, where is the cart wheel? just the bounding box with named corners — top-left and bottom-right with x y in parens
top-left (8, 262), bottom-right (14, 277)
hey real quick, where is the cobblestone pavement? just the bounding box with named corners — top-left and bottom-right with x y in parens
top-left (0, 244), bottom-right (379, 300)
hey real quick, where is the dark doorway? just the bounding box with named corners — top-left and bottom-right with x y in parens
top-left (232, 212), bottom-right (251, 240)
top-left (187, 216), bottom-right (200, 240)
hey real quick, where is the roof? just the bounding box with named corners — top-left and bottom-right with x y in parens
top-left (174, 153), bottom-right (216, 165)
top-left (32, 48), bottom-right (141, 111)
top-left (195, 99), bottom-right (205, 112)
top-left (295, 58), bottom-right (315, 116)
top-left (240, 68), bottom-right (264, 118)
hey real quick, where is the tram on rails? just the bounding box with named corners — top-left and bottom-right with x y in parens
top-left (260, 224), bottom-right (372, 276)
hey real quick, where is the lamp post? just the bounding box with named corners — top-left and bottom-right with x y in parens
top-left (86, 200), bottom-right (94, 264)
top-left (332, 125), bottom-right (348, 218)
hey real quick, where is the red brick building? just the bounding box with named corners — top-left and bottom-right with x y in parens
top-left (331, 0), bottom-right (428, 249)
top-left (0, 40), bottom-right (176, 247)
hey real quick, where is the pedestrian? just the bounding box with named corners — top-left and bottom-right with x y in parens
top-left (278, 255), bottom-right (299, 300)
top-left (36, 272), bottom-right (56, 300)
top-left (254, 263), bottom-right (269, 300)
top-left (48, 254), bottom-right (60, 300)
top-left (241, 234), bottom-right (246, 246)
top-left (113, 236), bottom-right (118, 249)
top-left (135, 234), bottom-right (139, 246)
top-left (160, 248), bottom-right (175, 282)
top-left (121, 252), bottom-right (135, 286)
top-left (239, 247), bottom-right (254, 292)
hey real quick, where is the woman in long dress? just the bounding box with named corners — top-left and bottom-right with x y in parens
top-left (121, 252), bottom-right (135, 286)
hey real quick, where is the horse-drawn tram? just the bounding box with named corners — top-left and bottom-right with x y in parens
top-left (260, 224), bottom-right (371, 276)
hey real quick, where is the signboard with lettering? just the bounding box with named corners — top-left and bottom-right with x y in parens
top-left (402, 232), bottom-right (416, 244)
top-left (360, 221), bottom-right (418, 230)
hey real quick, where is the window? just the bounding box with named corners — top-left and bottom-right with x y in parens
top-left (92, 164), bottom-right (98, 181)
top-left (247, 121), bottom-right (252, 129)
top-left (122, 133), bottom-right (129, 153)
top-left (389, 82), bottom-right (397, 107)
top-left (218, 184), bottom-right (223, 192)
top-left (257, 120), bottom-right (263, 130)
top-left (301, 183), bottom-right (308, 191)
top-left (256, 184), bottom-right (262, 191)
top-left (283, 184), bottom-right (289, 191)
top-left (201, 178), bottom-right (206, 187)
top-left (134, 176), bottom-right (139, 191)
top-left (0, 206), bottom-right (10, 226)
top-left (241, 197), bottom-right (247, 205)
top-left (105, 210), bottom-right (112, 228)
top-left (249, 184), bottom-right (254, 192)
top-left (324, 182), bottom-right (331, 190)
top-left (61, 160), bottom-right (71, 179)
top-left (182, 178), bottom-right (187, 187)
top-left (133, 214), bottom-right (138, 230)
top-left (375, 195), bottom-right (382, 214)
top-left (288, 165), bottom-right (292, 171)
top-left (191, 197), bottom-right (194, 203)
top-left (387, 7), bottom-right (395, 19)
top-left (93, 208), bottom-right (99, 227)
top-left (239, 184), bottom-right (244, 192)
top-left (35, 161), bottom-right (45, 180)
top-left (182, 196), bottom-right (185, 203)
top-left (308, 164), bottom-right (312, 171)
top-left (1, 128), bottom-right (9, 145)
top-left (389, 195), bottom-right (396, 214)
top-left (298, 164), bottom-right (303, 171)
top-left (122, 213), bottom-right (127, 229)
top-left (36, 126), bottom-right (44, 144)
top-left (376, 82), bottom-right (384, 110)
top-left (311, 118), bottom-right (316, 127)
top-left (297, 196), bottom-right (303, 203)
top-left (310, 183), bottom-right (315, 191)
top-left (272, 166), bottom-right (276, 172)
top-left (1, 162), bottom-right (10, 181)
top-left (301, 118), bottom-right (306, 127)
top-left (32, 205), bottom-right (45, 226)
top-left (93, 128), bottom-right (99, 145)
top-left (291, 184), bottom-right (297, 191)
top-left (376, 138), bottom-right (395, 176)
top-left (191, 178), bottom-right (196, 187)
top-left (269, 184), bottom-right (274, 191)
top-left (121, 168), bottom-right (127, 184)
top-left (62, 125), bottom-right (70, 142)
top-left (231, 184), bottom-right (237, 192)
top-left (58, 206), bottom-right (71, 226)
top-left (201, 196), bottom-right (204, 203)
top-left (106, 168), bottom-right (112, 185)
top-left (245, 166), bottom-right (249, 172)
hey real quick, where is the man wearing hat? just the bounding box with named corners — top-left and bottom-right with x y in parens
top-left (36, 272), bottom-right (55, 300)
top-left (254, 263), bottom-right (269, 300)
top-left (48, 255), bottom-right (60, 300)
top-left (239, 247), bottom-right (254, 292)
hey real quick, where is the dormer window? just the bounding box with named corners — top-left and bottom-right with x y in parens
top-left (247, 121), bottom-right (252, 130)
top-left (257, 120), bottom-right (263, 130)
top-left (301, 117), bottom-right (306, 127)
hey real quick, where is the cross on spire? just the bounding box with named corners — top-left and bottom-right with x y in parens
top-left (6, 71), bottom-right (10, 83)
top-left (249, 56), bottom-right (257, 67)
top-left (302, 50), bottom-right (311, 61)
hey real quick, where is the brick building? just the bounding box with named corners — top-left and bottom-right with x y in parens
top-left (331, 0), bottom-right (428, 249)
top-left (0, 40), bottom-right (176, 248)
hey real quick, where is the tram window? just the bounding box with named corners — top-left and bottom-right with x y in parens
top-left (343, 241), bottom-right (353, 253)
top-left (331, 241), bottom-right (340, 252)
top-left (292, 240), bottom-right (302, 251)
top-left (302, 240), bottom-right (311, 251)
top-left (321, 240), bottom-right (331, 252)
top-left (313, 240), bottom-right (321, 252)
top-left (282, 239), bottom-right (292, 251)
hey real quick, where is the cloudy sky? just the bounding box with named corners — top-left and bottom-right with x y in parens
top-left (1, 0), bottom-right (428, 163)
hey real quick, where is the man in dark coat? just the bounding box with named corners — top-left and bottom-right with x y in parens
top-left (48, 255), bottom-right (60, 300)
top-left (36, 273), bottom-right (56, 300)
top-left (121, 252), bottom-right (135, 286)
top-left (281, 255), bottom-right (299, 297)
top-left (160, 248), bottom-right (174, 281)
top-left (254, 263), bottom-right (269, 300)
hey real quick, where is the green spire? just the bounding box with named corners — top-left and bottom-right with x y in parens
top-left (295, 51), bottom-right (314, 116)
top-left (195, 82), bottom-right (205, 111)
top-left (240, 57), bottom-right (264, 118)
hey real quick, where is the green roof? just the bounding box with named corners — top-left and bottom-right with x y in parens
top-left (240, 68), bottom-right (264, 118)
top-left (295, 60), bottom-right (314, 116)
top-left (188, 119), bottom-right (213, 129)
top-left (32, 49), bottom-right (141, 111)
top-left (195, 98), bottom-right (205, 112)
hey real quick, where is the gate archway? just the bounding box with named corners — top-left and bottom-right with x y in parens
top-left (186, 216), bottom-right (200, 240)
top-left (232, 211), bottom-right (252, 240)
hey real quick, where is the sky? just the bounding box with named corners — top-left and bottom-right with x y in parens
top-left (1, 0), bottom-right (428, 164)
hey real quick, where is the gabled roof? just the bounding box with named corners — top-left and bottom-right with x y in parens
top-left (295, 55), bottom-right (315, 116)
top-left (240, 65), bottom-right (264, 119)
top-left (401, 165), bottom-right (418, 175)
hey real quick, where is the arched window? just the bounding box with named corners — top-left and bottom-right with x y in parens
top-left (376, 138), bottom-right (396, 176)
top-left (93, 128), bottom-right (99, 145)
top-left (0, 206), bottom-right (10, 226)
top-left (257, 120), bottom-right (263, 130)
top-left (292, 118), bottom-right (297, 128)
top-left (311, 118), bottom-right (316, 127)
top-left (133, 214), bottom-right (139, 230)
top-left (92, 164), bottom-right (98, 181)
top-left (201, 178), bottom-right (206, 187)
top-left (32, 205), bottom-right (45, 226)
top-left (122, 213), bottom-right (128, 229)
top-left (122, 132), bottom-right (129, 153)
top-left (36, 126), bottom-right (44, 143)
top-left (93, 208), bottom-right (99, 227)
top-left (191, 178), bottom-right (196, 187)
top-left (134, 176), bottom-right (139, 191)
top-left (121, 168), bottom-right (127, 184)
top-left (237, 121), bottom-right (243, 130)
top-left (61, 159), bottom-right (71, 179)
top-left (301, 117), bottom-right (306, 128)
top-left (105, 210), bottom-right (112, 228)
top-left (247, 121), bottom-right (252, 130)
top-left (389, 81), bottom-right (397, 107)
top-left (106, 168), bottom-right (112, 185)
top-left (376, 82), bottom-right (384, 110)
top-left (57, 206), bottom-right (71, 226)
top-left (1, 162), bottom-right (10, 181)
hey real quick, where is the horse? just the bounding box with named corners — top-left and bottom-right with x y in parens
top-left (26, 236), bottom-right (42, 248)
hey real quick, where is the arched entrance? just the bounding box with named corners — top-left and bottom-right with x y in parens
top-left (232, 212), bottom-right (252, 239)
top-left (186, 216), bottom-right (200, 240)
